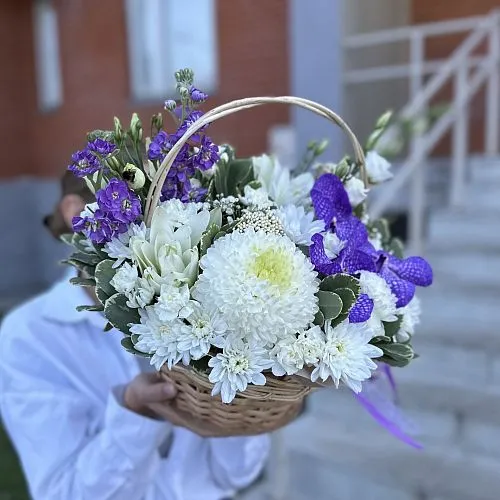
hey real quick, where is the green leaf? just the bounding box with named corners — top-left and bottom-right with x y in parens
top-left (383, 316), bottom-right (403, 338)
top-left (121, 337), bottom-right (151, 358)
top-left (71, 234), bottom-right (98, 256)
top-left (214, 161), bottom-right (230, 195)
top-left (70, 276), bottom-right (96, 287)
top-left (199, 223), bottom-right (220, 257)
top-left (371, 337), bottom-right (415, 367)
top-left (313, 309), bottom-right (325, 327)
top-left (334, 287), bottom-right (356, 314)
top-left (320, 274), bottom-right (360, 296)
top-left (60, 233), bottom-right (74, 246)
top-left (387, 238), bottom-right (404, 259)
top-left (208, 207), bottom-right (222, 229)
top-left (330, 312), bottom-right (348, 328)
top-left (372, 219), bottom-right (390, 243)
top-left (317, 291), bottom-right (343, 320)
top-left (104, 322), bottom-right (114, 332)
top-left (70, 251), bottom-right (101, 266)
top-left (61, 259), bottom-right (96, 277)
top-left (214, 159), bottom-right (254, 197)
top-left (95, 260), bottom-right (118, 304)
top-left (76, 304), bottom-right (104, 312)
top-left (104, 293), bottom-right (140, 335)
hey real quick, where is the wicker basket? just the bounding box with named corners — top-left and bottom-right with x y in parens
top-left (147, 96), bottom-right (367, 436)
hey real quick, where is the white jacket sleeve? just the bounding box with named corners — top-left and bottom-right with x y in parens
top-left (0, 320), bottom-right (172, 500)
top-left (208, 435), bottom-right (271, 490)
top-left (1, 379), bottom-right (172, 500)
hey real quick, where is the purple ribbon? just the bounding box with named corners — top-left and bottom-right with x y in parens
top-left (354, 364), bottom-right (422, 449)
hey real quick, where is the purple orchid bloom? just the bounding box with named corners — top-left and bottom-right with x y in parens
top-left (376, 252), bottom-right (433, 308)
top-left (68, 149), bottom-right (101, 177)
top-left (96, 178), bottom-right (142, 224)
top-left (87, 138), bottom-right (116, 156)
top-left (349, 293), bottom-right (374, 323)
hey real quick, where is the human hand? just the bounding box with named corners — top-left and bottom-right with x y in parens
top-left (123, 373), bottom-right (177, 418)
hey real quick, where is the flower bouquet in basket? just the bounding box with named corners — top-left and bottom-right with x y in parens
top-left (64, 69), bottom-right (433, 436)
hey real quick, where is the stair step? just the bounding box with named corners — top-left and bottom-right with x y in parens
top-left (470, 157), bottom-right (500, 184)
top-left (283, 413), bottom-right (500, 500)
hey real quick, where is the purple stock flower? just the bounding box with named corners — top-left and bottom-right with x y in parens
top-left (72, 210), bottom-right (113, 244)
top-left (191, 136), bottom-right (219, 171)
top-left (88, 138), bottom-right (116, 156)
top-left (176, 110), bottom-right (206, 139)
top-left (376, 252), bottom-right (433, 307)
top-left (189, 86), bottom-right (208, 103)
top-left (97, 178), bottom-right (142, 224)
top-left (68, 149), bottom-right (101, 177)
top-left (148, 131), bottom-right (178, 162)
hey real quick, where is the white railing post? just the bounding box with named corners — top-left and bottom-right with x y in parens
top-left (485, 12), bottom-right (500, 156)
top-left (408, 30), bottom-right (425, 255)
top-left (450, 63), bottom-right (470, 207)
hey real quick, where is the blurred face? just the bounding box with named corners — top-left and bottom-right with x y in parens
top-left (60, 194), bottom-right (86, 233)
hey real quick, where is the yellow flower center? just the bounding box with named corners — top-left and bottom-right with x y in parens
top-left (249, 248), bottom-right (292, 291)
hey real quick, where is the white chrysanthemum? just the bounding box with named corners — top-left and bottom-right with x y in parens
top-left (154, 283), bottom-right (193, 321)
top-left (126, 278), bottom-right (155, 309)
top-left (193, 230), bottom-right (319, 344)
top-left (104, 222), bottom-right (148, 268)
top-left (359, 271), bottom-right (398, 323)
top-left (366, 151), bottom-right (393, 184)
top-left (345, 177), bottom-right (368, 207)
top-left (110, 262), bottom-right (138, 295)
top-left (132, 307), bottom-right (190, 370)
top-left (177, 302), bottom-right (228, 360)
top-left (311, 320), bottom-right (383, 392)
top-left (322, 232), bottom-right (346, 259)
top-left (276, 205), bottom-right (325, 246)
top-left (208, 339), bottom-right (273, 403)
top-left (241, 185), bottom-right (273, 209)
top-left (252, 154), bottom-right (313, 207)
top-left (270, 325), bottom-right (325, 376)
top-left (396, 296), bottom-right (421, 342)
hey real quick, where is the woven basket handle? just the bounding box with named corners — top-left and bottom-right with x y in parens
top-left (145, 96), bottom-right (366, 225)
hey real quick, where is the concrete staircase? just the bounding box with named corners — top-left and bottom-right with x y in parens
top-left (243, 156), bottom-right (500, 500)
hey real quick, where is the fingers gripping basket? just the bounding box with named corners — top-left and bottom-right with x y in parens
top-left (146, 97), bottom-right (368, 435)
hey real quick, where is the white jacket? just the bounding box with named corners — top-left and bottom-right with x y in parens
top-left (0, 276), bottom-right (269, 500)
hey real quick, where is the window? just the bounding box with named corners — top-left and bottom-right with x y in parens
top-left (32, 0), bottom-right (63, 112)
top-left (125, 0), bottom-right (218, 101)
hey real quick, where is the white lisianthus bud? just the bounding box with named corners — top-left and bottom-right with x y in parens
top-left (344, 177), bottom-right (368, 207)
top-left (123, 163), bottom-right (146, 190)
top-left (365, 151), bottom-right (393, 184)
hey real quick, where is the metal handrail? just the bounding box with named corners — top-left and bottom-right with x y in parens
top-left (344, 10), bottom-right (500, 254)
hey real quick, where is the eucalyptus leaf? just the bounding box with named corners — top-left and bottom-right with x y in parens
top-left (317, 291), bottom-right (343, 320)
top-left (383, 316), bottom-right (403, 338)
top-left (76, 304), bottom-right (104, 312)
top-left (104, 322), bottom-right (114, 332)
top-left (313, 309), bottom-right (325, 327)
top-left (95, 260), bottom-right (118, 303)
top-left (334, 287), bottom-right (356, 314)
top-left (61, 259), bottom-right (96, 277)
top-left (104, 293), bottom-right (140, 335)
top-left (121, 337), bottom-right (151, 358)
top-left (320, 274), bottom-right (360, 296)
top-left (70, 251), bottom-right (101, 266)
top-left (70, 277), bottom-right (96, 287)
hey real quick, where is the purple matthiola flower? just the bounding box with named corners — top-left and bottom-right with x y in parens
top-left (376, 252), bottom-right (433, 308)
top-left (176, 110), bottom-right (206, 140)
top-left (189, 86), bottom-right (208, 103)
top-left (72, 210), bottom-right (113, 244)
top-left (191, 136), bottom-right (220, 171)
top-left (68, 149), bottom-right (101, 178)
top-left (87, 138), bottom-right (116, 156)
top-left (97, 178), bottom-right (142, 224)
top-left (148, 131), bottom-right (178, 162)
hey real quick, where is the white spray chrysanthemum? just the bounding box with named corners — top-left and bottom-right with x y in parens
top-left (131, 307), bottom-right (190, 370)
top-left (396, 296), bottom-right (421, 342)
top-left (208, 339), bottom-right (273, 403)
top-left (154, 283), bottom-right (193, 321)
top-left (110, 262), bottom-right (138, 295)
top-left (177, 302), bottom-right (228, 360)
top-left (193, 230), bottom-right (319, 344)
top-left (270, 325), bottom-right (325, 376)
top-left (359, 270), bottom-right (398, 324)
top-left (275, 205), bottom-right (325, 246)
top-left (311, 320), bottom-right (383, 393)
top-left (104, 222), bottom-right (148, 268)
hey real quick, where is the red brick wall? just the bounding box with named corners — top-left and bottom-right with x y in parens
top-left (1, 0), bottom-right (289, 179)
top-left (412, 0), bottom-right (498, 154)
